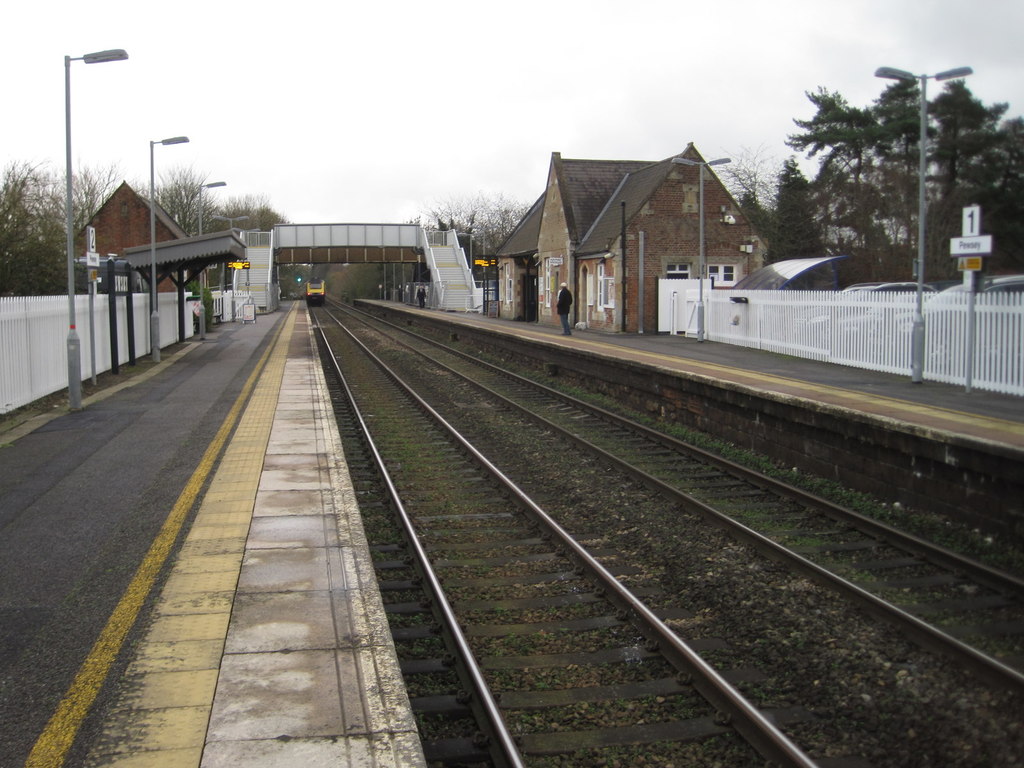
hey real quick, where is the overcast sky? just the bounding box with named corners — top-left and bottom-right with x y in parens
top-left (5, 0), bottom-right (1021, 227)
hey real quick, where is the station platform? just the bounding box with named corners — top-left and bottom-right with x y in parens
top-left (3, 299), bottom-right (1022, 768)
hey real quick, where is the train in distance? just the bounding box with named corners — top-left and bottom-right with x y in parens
top-left (305, 278), bottom-right (325, 306)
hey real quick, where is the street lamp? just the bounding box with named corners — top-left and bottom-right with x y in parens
top-left (64, 48), bottom-right (128, 410)
top-left (197, 181), bottom-right (226, 235)
top-left (212, 215), bottom-right (250, 293)
top-left (197, 182), bottom-right (226, 296)
top-left (211, 214), bottom-right (250, 229)
top-left (149, 135), bottom-right (190, 363)
top-left (875, 64), bottom-right (972, 383)
top-left (671, 155), bottom-right (731, 342)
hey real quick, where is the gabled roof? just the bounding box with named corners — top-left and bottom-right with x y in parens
top-left (496, 193), bottom-right (544, 258)
top-left (95, 181), bottom-right (189, 240)
top-left (497, 146), bottom-right (702, 259)
top-left (557, 155), bottom-right (652, 244)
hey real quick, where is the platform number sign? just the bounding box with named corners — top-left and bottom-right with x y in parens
top-left (950, 205), bottom-right (992, 261)
top-left (962, 205), bottom-right (980, 237)
top-left (85, 226), bottom-right (99, 267)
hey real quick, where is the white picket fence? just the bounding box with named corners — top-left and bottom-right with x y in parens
top-left (704, 289), bottom-right (1023, 396)
top-left (0, 293), bottom-right (192, 414)
top-left (5, 285), bottom-right (1021, 415)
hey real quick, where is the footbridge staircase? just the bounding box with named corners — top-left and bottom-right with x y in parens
top-left (421, 229), bottom-right (480, 311)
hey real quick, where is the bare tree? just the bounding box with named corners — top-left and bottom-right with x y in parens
top-left (151, 165), bottom-right (206, 235)
top-left (141, 167), bottom-right (290, 235)
top-left (213, 193), bottom-right (289, 232)
top-left (0, 162), bottom-right (64, 295)
top-left (423, 192), bottom-right (531, 256)
top-left (719, 145), bottom-right (783, 212)
top-left (71, 162), bottom-right (122, 233)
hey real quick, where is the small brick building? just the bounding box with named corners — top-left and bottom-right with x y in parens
top-left (497, 145), bottom-right (766, 332)
top-left (85, 181), bottom-right (187, 292)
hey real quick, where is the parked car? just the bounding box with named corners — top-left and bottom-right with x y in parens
top-left (924, 275), bottom-right (1024, 376)
top-left (927, 274), bottom-right (1024, 303)
top-left (842, 282), bottom-right (937, 293)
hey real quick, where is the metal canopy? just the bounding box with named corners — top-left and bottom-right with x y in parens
top-left (123, 230), bottom-right (248, 343)
top-left (122, 230), bottom-right (247, 275)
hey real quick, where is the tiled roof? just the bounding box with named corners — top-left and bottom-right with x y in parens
top-left (496, 193), bottom-right (544, 257)
top-left (577, 158), bottom-right (673, 255)
top-left (559, 158), bottom-right (651, 244)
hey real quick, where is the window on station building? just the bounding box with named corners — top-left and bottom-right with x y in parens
top-left (707, 264), bottom-right (739, 286)
top-left (598, 262), bottom-right (615, 308)
top-left (666, 263), bottom-right (691, 279)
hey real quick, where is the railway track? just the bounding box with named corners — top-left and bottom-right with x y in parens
top-left (312, 303), bottom-right (1024, 767)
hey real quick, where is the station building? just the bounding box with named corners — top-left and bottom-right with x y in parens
top-left (497, 144), bottom-right (767, 332)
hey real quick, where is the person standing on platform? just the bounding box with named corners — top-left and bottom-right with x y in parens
top-left (556, 282), bottom-right (573, 335)
top-left (417, 286), bottom-right (426, 308)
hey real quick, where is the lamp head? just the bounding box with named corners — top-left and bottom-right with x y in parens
top-left (160, 136), bottom-right (189, 146)
top-left (204, 181), bottom-right (227, 189)
top-left (83, 49), bottom-right (128, 64)
top-left (875, 66), bottom-right (916, 81)
top-left (936, 66), bottom-right (973, 81)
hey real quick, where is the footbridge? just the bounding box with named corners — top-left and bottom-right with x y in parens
top-left (273, 223), bottom-right (480, 311)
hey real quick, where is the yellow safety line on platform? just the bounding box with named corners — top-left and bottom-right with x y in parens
top-left (24, 306), bottom-right (295, 768)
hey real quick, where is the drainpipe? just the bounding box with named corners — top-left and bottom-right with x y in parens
top-left (570, 240), bottom-right (578, 329)
top-left (638, 230), bottom-right (645, 334)
top-left (620, 202), bottom-right (627, 332)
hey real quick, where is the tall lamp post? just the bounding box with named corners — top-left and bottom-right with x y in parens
top-left (875, 65), bottom-right (972, 383)
top-left (64, 48), bottom-right (128, 410)
top-left (197, 181), bottom-right (225, 294)
top-left (671, 155), bottom-right (730, 342)
top-left (211, 215), bottom-right (250, 293)
top-left (197, 180), bottom-right (226, 235)
top-left (149, 135), bottom-right (190, 363)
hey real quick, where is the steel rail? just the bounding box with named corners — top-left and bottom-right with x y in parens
top-left (320, 307), bottom-right (821, 768)
top-left (313, 318), bottom-right (527, 768)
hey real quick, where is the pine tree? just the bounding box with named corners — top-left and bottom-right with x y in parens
top-left (769, 158), bottom-right (822, 263)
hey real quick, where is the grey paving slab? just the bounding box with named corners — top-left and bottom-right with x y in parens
top-left (224, 591), bottom-right (338, 653)
top-left (253, 489), bottom-right (325, 517)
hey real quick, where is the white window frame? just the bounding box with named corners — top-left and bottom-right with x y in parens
top-left (666, 263), bottom-right (691, 279)
top-left (598, 262), bottom-right (615, 308)
top-left (707, 263), bottom-right (738, 287)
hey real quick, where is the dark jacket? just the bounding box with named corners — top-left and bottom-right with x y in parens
top-left (556, 287), bottom-right (572, 315)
